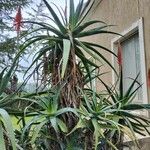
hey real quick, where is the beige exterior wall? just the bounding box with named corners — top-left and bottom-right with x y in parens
top-left (87, 0), bottom-right (150, 103)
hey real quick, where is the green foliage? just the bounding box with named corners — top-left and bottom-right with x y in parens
top-left (0, 0), bottom-right (30, 11)
top-left (19, 86), bottom-right (78, 149)
top-left (0, 0), bottom-right (150, 150)
top-left (68, 89), bottom-right (121, 150)
top-left (0, 109), bottom-right (17, 150)
top-left (20, 0), bottom-right (118, 83)
top-left (0, 65), bottom-right (18, 150)
top-left (15, 0), bottom-right (150, 149)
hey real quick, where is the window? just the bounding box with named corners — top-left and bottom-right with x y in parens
top-left (121, 33), bottom-right (142, 103)
top-left (111, 18), bottom-right (148, 106)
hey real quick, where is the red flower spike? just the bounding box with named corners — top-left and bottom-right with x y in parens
top-left (14, 6), bottom-right (22, 34)
top-left (147, 69), bottom-right (150, 88)
top-left (117, 42), bottom-right (122, 67)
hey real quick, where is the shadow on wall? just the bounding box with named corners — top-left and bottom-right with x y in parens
top-left (124, 137), bottom-right (150, 150)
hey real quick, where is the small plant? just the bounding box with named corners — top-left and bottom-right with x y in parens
top-left (20, 85), bottom-right (78, 149)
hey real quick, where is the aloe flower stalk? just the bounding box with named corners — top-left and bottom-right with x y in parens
top-left (14, 6), bottom-right (22, 34)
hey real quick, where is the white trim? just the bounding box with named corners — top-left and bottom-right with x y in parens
top-left (111, 18), bottom-right (148, 105)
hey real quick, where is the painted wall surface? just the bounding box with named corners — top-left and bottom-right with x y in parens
top-left (87, 0), bottom-right (150, 102)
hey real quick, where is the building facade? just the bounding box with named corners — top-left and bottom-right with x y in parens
top-left (88, 0), bottom-right (150, 105)
top-left (87, 0), bottom-right (150, 149)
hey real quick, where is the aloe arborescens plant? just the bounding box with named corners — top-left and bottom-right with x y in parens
top-left (20, 0), bottom-right (118, 127)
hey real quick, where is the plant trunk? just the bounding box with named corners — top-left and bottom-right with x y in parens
top-left (51, 50), bottom-right (83, 129)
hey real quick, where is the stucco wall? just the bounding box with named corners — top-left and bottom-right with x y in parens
top-left (124, 137), bottom-right (150, 150)
top-left (87, 0), bottom-right (150, 102)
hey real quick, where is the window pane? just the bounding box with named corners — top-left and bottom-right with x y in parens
top-left (121, 33), bottom-right (142, 103)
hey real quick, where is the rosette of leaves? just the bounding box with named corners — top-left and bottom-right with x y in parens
top-left (20, 85), bottom-right (78, 150)
top-left (98, 70), bottom-right (150, 149)
top-left (68, 88), bottom-right (123, 150)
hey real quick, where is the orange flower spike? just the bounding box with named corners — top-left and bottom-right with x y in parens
top-left (14, 6), bottom-right (22, 34)
top-left (147, 68), bottom-right (150, 88)
top-left (117, 42), bottom-right (122, 67)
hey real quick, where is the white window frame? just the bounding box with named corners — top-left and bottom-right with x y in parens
top-left (111, 18), bottom-right (148, 105)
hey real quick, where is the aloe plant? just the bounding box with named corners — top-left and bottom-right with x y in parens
top-left (19, 85), bottom-right (78, 149)
top-left (16, 3), bottom-right (124, 142)
top-left (7, 0), bottom-right (150, 149)
top-left (19, 0), bottom-right (119, 110)
top-left (97, 69), bottom-right (150, 149)
top-left (68, 88), bottom-right (122, 150)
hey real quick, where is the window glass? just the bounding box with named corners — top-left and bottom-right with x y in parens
top-left (121, 33), bottom-right (142, 103)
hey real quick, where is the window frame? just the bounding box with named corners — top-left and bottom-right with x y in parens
top-left (111, 18), bottom-right (148, 105)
